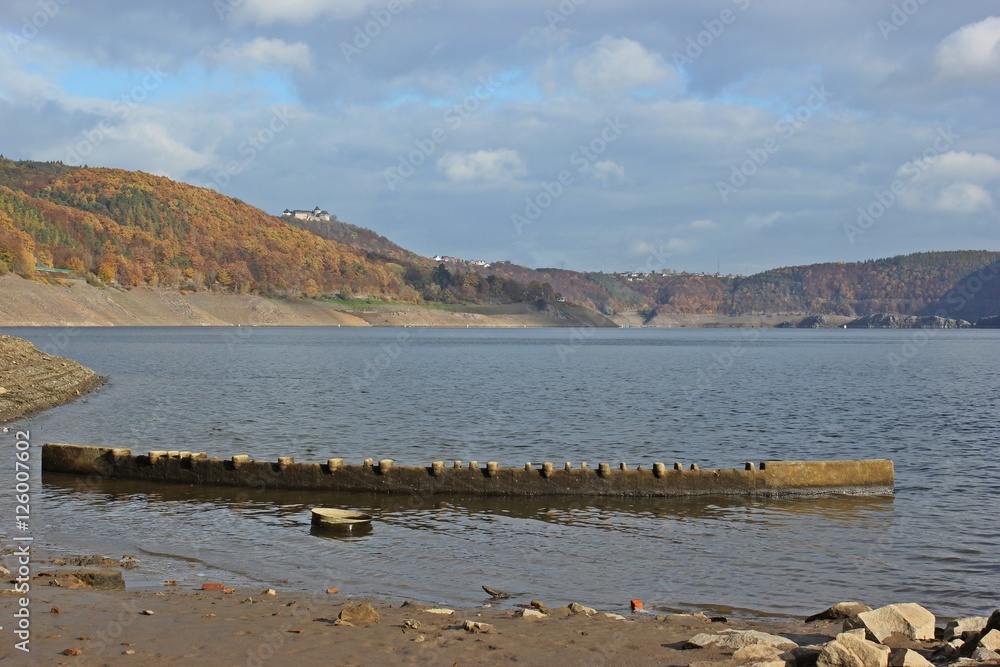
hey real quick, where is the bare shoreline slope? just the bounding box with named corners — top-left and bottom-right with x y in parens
top-left (0, 333), bottom-right (101, 423)
top-left (0, 275), bottom-right (617, 328)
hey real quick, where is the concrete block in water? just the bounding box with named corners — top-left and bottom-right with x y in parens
top-left (41, 444), bottom-right (895, 499)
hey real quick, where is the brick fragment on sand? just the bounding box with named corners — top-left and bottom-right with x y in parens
top-left (631, 599), bottom-right (644, 612)
top-left (326, 587), bottom-right (340, 595)
top-left (63, 647), bottom-right (83, 656)
top-left (51, 606), bottom-right (62, 614)
top-left (201, 583), bottom-right (225, 591)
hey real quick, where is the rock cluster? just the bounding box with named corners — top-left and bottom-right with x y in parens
top-left (845, 314), bottom-right (971, 329)
top-left (685, 603), bottom-right (1000, 667)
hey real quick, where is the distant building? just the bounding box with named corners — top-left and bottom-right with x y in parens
top-left (282, 206), bottom-right (334, 222)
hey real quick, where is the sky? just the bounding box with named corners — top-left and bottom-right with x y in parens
top-left (1, 1), bottom-right (998, 275)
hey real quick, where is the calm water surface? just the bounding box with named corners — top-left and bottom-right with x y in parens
top-left (2, 327), bottom-right (997, 617)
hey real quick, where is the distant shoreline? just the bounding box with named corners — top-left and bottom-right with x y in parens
top-left (2, 274), bottom-right (993, 330)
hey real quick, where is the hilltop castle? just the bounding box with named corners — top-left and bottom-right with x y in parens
top-left (282, 206), bottom-right (334, 223)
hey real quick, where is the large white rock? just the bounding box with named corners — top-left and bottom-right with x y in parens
top-left (732, 644), bottom-right (795, 666)
top-left (685, 629), bottom-right (798, 651)
top-left (848, 603), bottom-right (936, 643)
top-left (889, 648), bottom-right (934, 667)
top-left (978, 629), bottom-right (1000, 652)
top-left (818, 633), bottom-right (890, 667)
top-left (970, 646), bottom-right (1000, 662)
top-left (944, 617), bottom-right (988, 641)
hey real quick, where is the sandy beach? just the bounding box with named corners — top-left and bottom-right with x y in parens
top-left (2, 553), bottom-right (996, 667)
top-left (0, 559), bottom-right (906, 666)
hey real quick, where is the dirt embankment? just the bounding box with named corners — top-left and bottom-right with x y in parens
top-left (0, 334), bottom-right (102, 423)
top-left (0, 274), bottom-right (370, 327)
top-left (611, 312), bottom-right (855, 328)
top-left (0, 275), bottom-right (618, 328)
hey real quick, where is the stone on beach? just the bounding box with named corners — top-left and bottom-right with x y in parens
top-left (807, 602), bottom-right (873, 623)
top-left (684, 629), bottom-right (797, 651)
top-left (519, 609), bottom-right (546, 619)
top-left (845, 603), bottom-right (936, 643)
top-left (888, 648), bottom-right (934, 667)
top-left (529, 600), bottom-right (550, 614)
top-left (482, 585), bottom-right (509, 599)
top-left (944, 617), bottom-right (989, 641)
top-left (463, 620), bottom-right (494, 634)
top-left (971, 646), bottom-right (1000, 662)
top-left (37, 569), bottom-right (125, 591)
top-left (733, 644), bottom-right (794, 667)
top-left (568, 603), bottom-right (598, 616)
top-left (976, 629), bottom-right (1000, 652)
top-left (338, 602), bottom-right (380, 626)
top-left (817, 632), bottom-right (890, 667)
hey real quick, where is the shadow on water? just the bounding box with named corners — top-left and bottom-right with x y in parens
top-left (42, 471), bottom-right (894, 529)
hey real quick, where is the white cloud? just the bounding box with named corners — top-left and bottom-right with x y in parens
top-left (202, 38), bottom-right (312, 70)
top-left (233, 0), bottom-right (401, 24)
top-left (897, 151), bottom-right (1000, 213)
top-left (933, 16), bottom-right (1000, 78)
top-left (746, 212), bottom-right (780, 230)
top-left (436, 149), bottom-right (526, 184)
top-left (589, 160), bottom-right (625, 185)
top-left (573, 36), bottom-right (674, 93)
top-left (931, 182), bottom-right (994, 213)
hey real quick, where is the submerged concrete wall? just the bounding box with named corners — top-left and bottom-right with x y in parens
top-left (41, 444), bottom-right (894, 498)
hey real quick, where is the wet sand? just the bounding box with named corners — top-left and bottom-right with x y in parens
top-left (0, 579), bottom-right (847, 666)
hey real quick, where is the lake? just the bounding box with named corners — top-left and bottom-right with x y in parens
top-left (2, 326), bottom-right (998, 618)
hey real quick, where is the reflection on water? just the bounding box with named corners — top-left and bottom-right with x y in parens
top-left (4, 327), bottom-right (1000, 617)
top-left (39, 472), bottom-right (903, 616)
top-left (310, 524), bottom-right (374, 541)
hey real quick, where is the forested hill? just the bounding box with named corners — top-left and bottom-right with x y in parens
top-left (1, 158), bottom-right (996, 321)
top-left (0, 158), bottom-right (579, 307)
top-left (0, 159), bottom-right (398, 297)
top-left (284, 215), bottom-right (425, 266)
top-left (614, 251), bottom-right (1000, 322)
